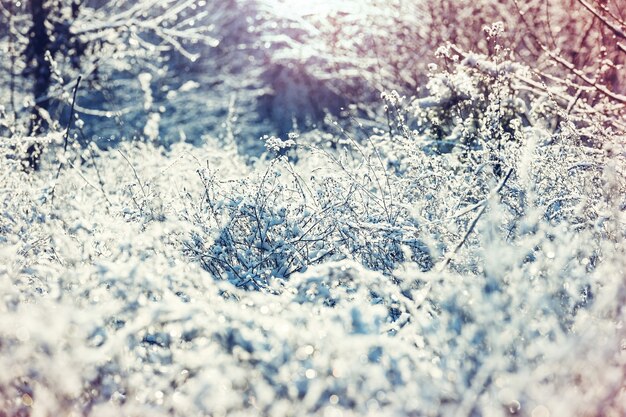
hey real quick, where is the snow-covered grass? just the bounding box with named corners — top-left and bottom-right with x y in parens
top-left (1, 1), bottom-right (626, 416)
top-left (1, 54), bottom-right (625, 415)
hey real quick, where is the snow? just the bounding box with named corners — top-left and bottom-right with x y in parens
top-left (1, 0), bottom-right (626, 416)
top-left (1, 125), bottom-right (624, 416)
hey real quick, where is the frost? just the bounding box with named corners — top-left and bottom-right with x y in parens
top-left (262, 134), bottom-right (296, 153)
top-left (0, 0), bottom-right (625, 416)
top-left (179, 81), bottom-right (200, 92)
top-left (1, 121), bottom-right (623, 415)
top-left (144, 112), bottom-right (161, 141)
top-left (138, 72), bottom-right (154, 111)
top-left (483, 21), bottom-right (505, 38)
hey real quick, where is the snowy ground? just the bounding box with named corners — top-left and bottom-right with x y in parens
top-left (1, 132), bottom-right (624, 416)
top-left (1, 0), bottom-right (626, 416)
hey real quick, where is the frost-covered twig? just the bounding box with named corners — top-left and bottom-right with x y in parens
top-left (575, 0), bottom-right (626, 41)
top-left (50, 76), bottom-right (81, 203)
top-left (437, 167), bottom-right (513, 272)
top-left (118, 149), bottom-right (148, 199)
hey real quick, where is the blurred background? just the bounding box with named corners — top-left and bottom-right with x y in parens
top-left (0, 0), bottom-right (624, 157)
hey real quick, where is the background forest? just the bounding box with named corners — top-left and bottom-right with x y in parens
top-left (0, 0), bottom-right (625, 416)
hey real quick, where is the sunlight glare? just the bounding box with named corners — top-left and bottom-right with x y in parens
top-left (270, 0), bottom-right (364, 17)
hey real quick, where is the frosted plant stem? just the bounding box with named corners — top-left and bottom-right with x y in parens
top-left (437, 167), bottom-right (513, 272)
top-left (50, 76), bottom-right (81, 204)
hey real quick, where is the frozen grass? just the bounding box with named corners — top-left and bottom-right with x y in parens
top-left (1, 87), bottom-right (624, 416)
top-left (1, 1), bottom-right (625, 416)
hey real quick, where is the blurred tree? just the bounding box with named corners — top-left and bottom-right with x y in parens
top-left (23, 0), bottom-right (83, 168)
top-left (1, 0), bottom-right (216, 169)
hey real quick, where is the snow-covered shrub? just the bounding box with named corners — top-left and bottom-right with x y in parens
top-left (181, 134), bottom-right (438, 288)
top-left (1, 2), bottom-right (625, 416)
top-left (183, 158), bottom-right (337, 288)
top-left (1, 113), bottom-right (625, 416)
top-left (407, 45), bottom-right (526, 157)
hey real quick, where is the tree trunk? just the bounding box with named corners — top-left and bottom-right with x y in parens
top-left (26, 0), bottom-right (52, 170)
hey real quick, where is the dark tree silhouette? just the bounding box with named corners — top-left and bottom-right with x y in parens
top-left (25, 0), bottom-right (52, 169)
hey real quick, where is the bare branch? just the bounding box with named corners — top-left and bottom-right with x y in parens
top-left (575, 0), bottom-right (626, 40)
top-left (545, 50), bottom-right (626, 105)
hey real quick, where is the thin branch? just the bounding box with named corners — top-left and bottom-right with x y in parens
top-left (67, 159), bottom-right (113, 207)
top-left (50, 76), bottom-right (82, 203)
top-left (118, 149), bottom-right (148, 198)
top-left (511, 0), bottom-right (626, 108)
top-left (575, 0), bottom-right (626, 40)
top-left (545, 50), bottom-right (626, 105)
top-left (437, 168), bottom-right (514, 272)
top-left (62, 77), bottom-right (82, 154)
